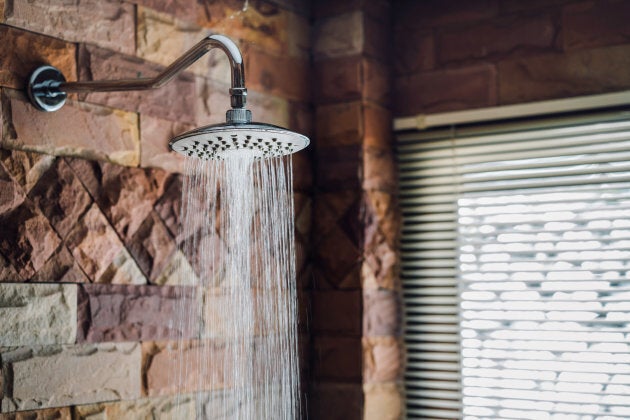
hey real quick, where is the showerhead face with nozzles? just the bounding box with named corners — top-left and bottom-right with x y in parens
top-left (169, 122), bottom-right (310, 160)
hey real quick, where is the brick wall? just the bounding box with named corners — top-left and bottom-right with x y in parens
top-left (0, 0), bottom-right (313, 417)
top-left (394, 0), bottom-right (630, 116)
top-left (309, 1), bottom-right (403, 419)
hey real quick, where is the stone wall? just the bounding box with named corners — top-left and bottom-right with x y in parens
top-left (394, 0), bottom-right (630, 116)
top-left (0, 0), bottom-right (313, 417)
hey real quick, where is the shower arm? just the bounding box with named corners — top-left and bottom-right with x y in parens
top-left (27, 34), bottom-right (251, 122)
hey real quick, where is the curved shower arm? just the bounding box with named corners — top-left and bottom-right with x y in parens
top-left (27, 34), bottom-right (248, 113)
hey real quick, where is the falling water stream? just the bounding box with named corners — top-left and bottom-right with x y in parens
top-left (169, 152), bottom-right (299, 419)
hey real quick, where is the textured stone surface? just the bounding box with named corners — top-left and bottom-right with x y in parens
top-left (134, 0), bottom-right (197, 22)
top-left (499, 44), bottom-right (630, 104)
top-left (394, 28), bottom-right (434, 76)
top-left (0, 160), bottom-right (25, 215)
top-left (28, 159), bottom-right (92, 239)
top-left (78, 45), bottom-right (196, 124)
top-left (152, 250), bottom-right (198, 286)
top-left (67, 159), bottom-right (170, 243)
top-left (312, 290), bottom-right (362, 334)
top-left (140, 115), bottom-right (192, 173)
top-left (5, 0), bottom-right (135, 55)
top-left (394, 0), bottom-right (498, 29)
top-left (313, 12), bottom-right (364, 60)
top-left (0, 149), bottom-right (56, 195)
top-left (29, 243), bottom-right (89, 284)
top-left (363, 383), bottom-right (403, 420)
top-left (64, 204), bottom-right (145, 284)
top-left (77, 284), bottom-right (198, 343)
top-left (0, 199), bottom-right (61, 279)
top-left (438, 13), bottom-right (558, 63)
top-left (0, 26), bottom-right (76, 90)
top-left (143, 340), bottom-right (230, 396)
top-left (363, 337), bottom-right (401, 383)
top-left (2, 90), bottom-right (140, 167)
top-left (394, 64), bottom-right (497, 115)
top-left (0, 283), bottom-right (77, 346)
top-left (0, 406), bottom-right (72, 419)
top-left (127, 212), bottom-right (176, 282)
top-left (563, 0), bottom-right (630, 50)
top-left (1, 343), bottom-right (142, 412)
top-left (73, 394), bottom-right (196, 419)
top-left (153, 175), bottom-right (183, 239)
top-left (309, 383), bottom-right (363, 420)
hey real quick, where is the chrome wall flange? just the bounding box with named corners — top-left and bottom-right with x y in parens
top-left (27, 65), bottom-right (67, 112)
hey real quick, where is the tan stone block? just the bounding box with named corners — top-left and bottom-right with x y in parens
top-left (248, 90), bottom-right (290, 128)
top-left (0, 283), bottom-right (77, 346)
top-left (195, 78), bottom-right (232, 126)
top-left (6, 0), bottom-right (135, 55)
top-left (1, 342), bottom-right (142, 412)
top-left (0, 406), bottom-right (72, 419)
top-left (499, 45), bottom-right (630, 104)
top-left (137, 7), bottom-right (208, 76)
top-left (1, 90), bottom-right (139, 167)
top-left (0, 26), bottom-right (76, 90)
top-left (143, 340), bottom-right (231, 396)
top-left (73, 394), bottom-right (196, 419)
top-left (196, 1), bottom-right (304, 57)
top-left (363, 382), bottom-right (403, 420)
top-left (363, 336), bottom-right (402, 383)
top-left (313, 11), bottom-right (364, 60)
top-left (153, 250), bottom-right (198, 286)
top-left (140, 115), bottom-right (192, 173)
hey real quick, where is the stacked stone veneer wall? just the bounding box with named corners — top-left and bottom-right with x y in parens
top-left (0, 0), bottom-right (312, 418)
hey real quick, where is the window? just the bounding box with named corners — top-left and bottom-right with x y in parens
top-left (397, 107), bottom-right (630, 419)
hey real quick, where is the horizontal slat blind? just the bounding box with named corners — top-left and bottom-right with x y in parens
top-left (397, 109), bottom-right (630, 420)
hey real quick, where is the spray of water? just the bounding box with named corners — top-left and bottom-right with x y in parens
top-left (169, 152), bottom-right (300, 419)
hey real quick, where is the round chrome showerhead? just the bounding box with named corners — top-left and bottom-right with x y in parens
top-left (169, 122), bottom-right (310, 160)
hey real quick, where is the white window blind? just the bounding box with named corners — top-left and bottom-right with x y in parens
top-left (397, 109), bottom-right (630, 420)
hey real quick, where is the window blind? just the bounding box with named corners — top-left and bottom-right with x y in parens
top-left (397, 109), bottom-right (630, 419)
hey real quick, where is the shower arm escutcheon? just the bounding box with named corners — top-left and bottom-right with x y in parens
top-left (27, 34), bottom-right (251, 123)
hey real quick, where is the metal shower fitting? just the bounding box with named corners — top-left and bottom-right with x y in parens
top-left (27, 34), bottom-right (251, 124)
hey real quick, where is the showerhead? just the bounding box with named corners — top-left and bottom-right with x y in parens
top-left (169, 121), bottom-right (310, 160)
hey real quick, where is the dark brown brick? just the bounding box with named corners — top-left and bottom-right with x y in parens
top-left (0, 25), bottom-right (76, 90)
top-left (394, 0), bottom-right (499, 30)
top-left (314, 56), bottom-right (363, 104)
top-left (309, 383), bottom-right (363, 420)
top-left (312, 336), bottom-right (362, 381)
top-left (394, 28), bottom-right (435, 76)
top-left (500, 0), bottom-right (574, 13)
top-left (362, 58), bottom-right (391, 106)
top-left (312, 290), bottom-right (362, 334)
top-left (563, 0), bottom-right (630, 51)
top-left (313, 0), bottom-right (389, 21)
top-left (316, 102), bottom-right (363, 147)
top-left (77, 284), bottom-right (199, 343)
top-left (438, 13), bottom-right (559, 64)
top-left (394, 64), bottom-right (497, 115)
top-left (499, 44), bottom-right (630, 104)
top-left (78, 45), bottom-right (196, 123)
